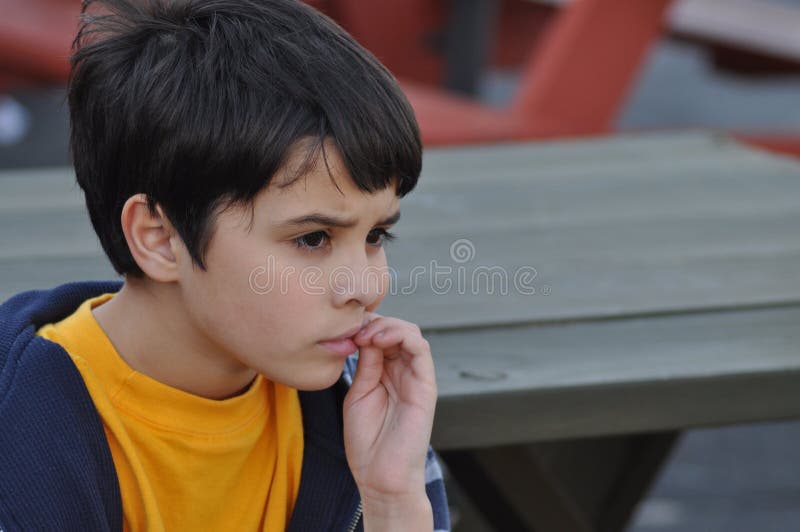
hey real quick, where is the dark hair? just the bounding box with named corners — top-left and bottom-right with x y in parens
top-left (69, 0), bottom-right (421, 276)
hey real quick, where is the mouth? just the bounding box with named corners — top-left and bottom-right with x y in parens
top-left (317, 321), bottom-right (367, 357)
top-left (321, 323), bottom-right (364, 343)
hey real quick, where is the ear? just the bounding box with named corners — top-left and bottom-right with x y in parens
top-left (120, 194), bottom-right (183, 282)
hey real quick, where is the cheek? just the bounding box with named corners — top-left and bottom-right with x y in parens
top-left (205, 255), bottom-right (324, 347)
top-left (179, 242), bottom-right (274, 339)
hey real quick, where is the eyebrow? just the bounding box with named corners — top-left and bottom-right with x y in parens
top-left (279, 209), bottom-right (401, 229)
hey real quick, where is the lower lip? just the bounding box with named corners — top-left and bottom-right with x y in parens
top-left (318, 338), bottom-right (358, 356)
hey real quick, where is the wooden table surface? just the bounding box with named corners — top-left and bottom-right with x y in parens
top-left (384, 131), bottom-right (800, 449)
top-left (3, 131), bottom-right (800, 453)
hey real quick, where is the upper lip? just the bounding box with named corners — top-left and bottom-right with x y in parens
top-left (321, 323), bottom-right (364, 342)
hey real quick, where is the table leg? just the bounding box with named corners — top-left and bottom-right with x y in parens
top-left (441, 431), bottom-right (680, 532)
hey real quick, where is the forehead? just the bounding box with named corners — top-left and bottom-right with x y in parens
top-left (258, 142), bottom-right (400, 224)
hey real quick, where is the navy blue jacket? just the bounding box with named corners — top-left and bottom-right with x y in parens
top-left (0, 282), bottom-right (449, 531)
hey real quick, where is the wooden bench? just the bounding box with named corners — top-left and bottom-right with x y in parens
top-left (3, 131), bottom-right (800, 530)
top-left (532, 0), bottom-right (800, 73)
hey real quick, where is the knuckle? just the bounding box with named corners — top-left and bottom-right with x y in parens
top-left (406, 323), bottom-right (421, 336)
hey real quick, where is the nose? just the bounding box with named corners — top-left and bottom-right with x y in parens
top-left (329, 250), bottom-right (388, 309)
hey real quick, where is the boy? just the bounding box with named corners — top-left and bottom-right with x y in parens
top-left (0, 0), bottom-right (450, 530)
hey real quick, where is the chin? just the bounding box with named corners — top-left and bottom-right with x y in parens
top-left (286, 360), bottom-right (347, 392)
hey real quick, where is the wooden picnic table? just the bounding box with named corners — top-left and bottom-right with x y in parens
top-left (404, 0), bottom-right (674, 145)
top-left (427, 0), bottom-right (800, 154)
top-left (392, 131), bottom-right (800, 531)
top-left (3, 131), bottom-right (800, 530)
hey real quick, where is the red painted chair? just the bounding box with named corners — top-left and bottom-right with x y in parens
top-left (331, 0), bottom-right (447, 86)
top-left (0, 0), bottom-right (80, 87)
top-left (398, 0), bottom-right (675, 146)
top-left (316, 0), bottom-right (800, 155)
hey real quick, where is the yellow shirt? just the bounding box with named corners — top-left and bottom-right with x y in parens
top-left (37, 294), bottom-right (304, 532)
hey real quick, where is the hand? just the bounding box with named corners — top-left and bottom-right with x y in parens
top-left (343, 312), bottom-right (437, 512)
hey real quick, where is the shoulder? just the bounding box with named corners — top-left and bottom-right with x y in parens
top-left (0, 334), bottom-right (122, 530)
top-left (0, 283), bottom-right (123, 530)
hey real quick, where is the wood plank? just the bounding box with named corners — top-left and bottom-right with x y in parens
top-left (382, 229), bottom-right (800, 328)
top-left (4, 132), bottom-right (800, 329)
top-left (0, 167), bottom-right (83, 211)
top-left (0, 209), bottom-right (100, 260)
top-left (385, 137), bottom-right (800, 325)
top-left (8, 209), bottom-right (800, 328)
top-left (0, 254), bottom-right (118, 303)
top-left (429, 304), bottom-right (800, 448)
top-left (420, 131), bottom-right (763, 180)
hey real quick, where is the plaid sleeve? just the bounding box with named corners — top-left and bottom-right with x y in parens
top-left (343, 354), bottom-right (451, 531)
top-left (425, 447), bottom-right (451, 532)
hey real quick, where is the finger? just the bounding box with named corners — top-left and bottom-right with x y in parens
top-left (369, 328), bottom-right (436, 385)
top-left (360, 312), bottom-right (381, 331)
top-left (352, 313), bottom-right (383, 343)
top-left (353, 317), bottom-right (386, 345)
top-left (364, 311), bottom-right (382, 322)
top-left (347, 344), bottom-right (385, 398)
top-left (354, 317), bottom-right (416, 346)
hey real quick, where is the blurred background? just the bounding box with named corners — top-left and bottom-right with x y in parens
top-left (2, 0), bottom-right (800, 530)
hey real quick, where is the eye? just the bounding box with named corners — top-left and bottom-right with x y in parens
top-left (293, 228), bottom-right (396, 252)
top-left (367, 228), bottom-right (397, 247)
top-left (294, 230), bottom-right (330, 251)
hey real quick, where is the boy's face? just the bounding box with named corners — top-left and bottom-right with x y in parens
top-left (175, 144), bottom-right (400, 391)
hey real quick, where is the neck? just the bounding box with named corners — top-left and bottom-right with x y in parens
top-left (92, 277), bottom-right (257, 400)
